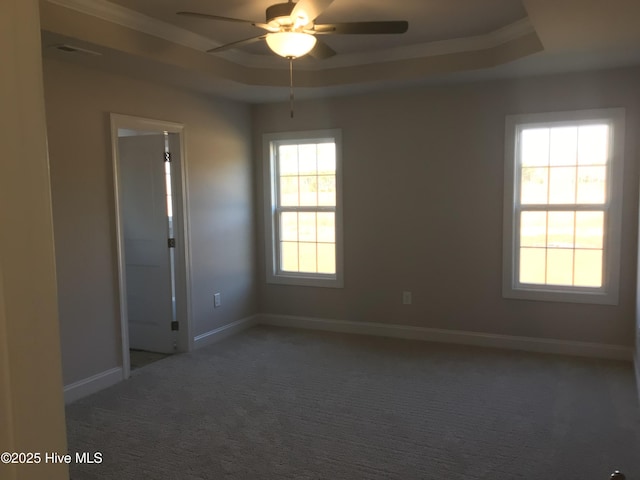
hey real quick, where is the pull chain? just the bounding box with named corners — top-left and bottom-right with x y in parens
top-left (289, 57), bottom-right (294, 118)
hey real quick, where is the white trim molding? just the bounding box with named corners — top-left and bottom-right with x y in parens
top-left (257, 314), bottom-right (633, 361)
top-left (193, 316), bottom-right (258, 349)
top-left (110, 113), bottom-right (192, 379)
top-left (61, 315), bottom-right (633, 404)
top-left (63, 316), bottom-right (257, 403)
top-left (64, 367), bottom-right (123, 404)
top-left (263, 129), bottom-right (344, 288)
top-left (502, 108), bottom-right (626, 305)
top-left (46, 0), bottom-right (216, 52)
top-left (314, 17), bottom-right (536, 70)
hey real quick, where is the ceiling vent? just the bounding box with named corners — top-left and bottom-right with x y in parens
top-left (50, 44), bottom-right (102, 56)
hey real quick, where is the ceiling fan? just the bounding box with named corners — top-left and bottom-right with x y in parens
top-left (177, 0), bottom-right (409, 59)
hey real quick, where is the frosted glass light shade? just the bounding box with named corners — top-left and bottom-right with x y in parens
top-left (266, 32), bottom-right (317, 58)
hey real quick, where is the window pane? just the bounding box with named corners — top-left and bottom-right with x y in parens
top-left (280, 212), bottom-right (298, 241)
top-left (299, 242), bottom-right (317, 272)
top-left (268, 133), bottom-right (341, 286)
top-left (520, 248), bottom-right (546, 284)
top-left (281, 242), bottom-right (298, 271)
top-left (280, 177), bottom-right (298, 206)
top-left (550, 126), bottom-right (578, 166)
top-left (318, 175), bottom-right (336, 206)
top-left (505, 111), bottom-right (623, 302)
top-left (166, 194), bottom-right (173, 218)
top-left (575, 212), bottom-right (604, 249)
top-left (298, 212), bottom-right (316, 242)
top-left (520, 211), bottom-right (547, 247)
top-left (546, 249), bottom-right (574, 285)
top-left (521, 167), bottom-right (548, 204)
top-left (574, 249), bottom-right (603, 287)
top-left (299, 176), bottom-right (318, 206)
top-left (279, 145), bottom-right (298, 175)
top-left (549, 167), bottom-right (576, 204)
top-left (576, 166), bottom-right (606, 204)
top-left (548, 211), bottom-right (574, 248)
top-left (165, 172), bottom-right (172, 196)
top-left (521, 128), bottom-right (549, 166)
top-left (165, 161), bottom-right (173, 218)
top-left (317, 243), bottom-right (336, 274)
top-left (298, 145), bottom-right (317, 175)
top-left (317, 212), bottom-right (335, 243)
top-left (317, 143), bottom-right (336, 173)
top-left (578, 124), bottom-right (609, 165)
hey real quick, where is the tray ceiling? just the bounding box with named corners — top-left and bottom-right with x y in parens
top-left (39, 0), bottom-right (640, 102)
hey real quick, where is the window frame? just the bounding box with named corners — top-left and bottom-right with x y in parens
top-left (263, 129), bottom-right (344, 288)
top-left (502, 108), bottom-right (625, 305)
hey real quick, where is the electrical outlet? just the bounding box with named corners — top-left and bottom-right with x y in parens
top-left (402, 291), bottom-right (412, 305)
top-left (214, 292), bottom-right (221, 308)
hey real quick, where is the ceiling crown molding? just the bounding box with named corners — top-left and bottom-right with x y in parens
top-left (45, 0), bottom-right (537, 70)
top-left (296, 17), bottom-right (537, 70)
top-left (45, 0), bottom-right (218, 52)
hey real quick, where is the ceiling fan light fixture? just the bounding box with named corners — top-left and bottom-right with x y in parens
top-left (266, 31), bottom-right (317, 58)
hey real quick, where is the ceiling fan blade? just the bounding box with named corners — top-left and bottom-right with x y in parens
top-left (290, 0), bottom-right (335, 24)
top-left (177, 11), bottom-right (273, 31)
top-left (206, 35), bottom-right (266, 53)
top-left (313, 21), bottom-right (409, 35)
top-left (307, 38), bottom-right (336, 59)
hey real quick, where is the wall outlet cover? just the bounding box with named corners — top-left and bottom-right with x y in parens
top-left (402, 291), bottom-right (412, 305)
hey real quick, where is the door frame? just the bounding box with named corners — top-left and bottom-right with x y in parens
top-left (110, 113), bottom-right (192, 379)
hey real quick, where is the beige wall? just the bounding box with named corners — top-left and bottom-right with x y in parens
top-left (252, 66), bottom-right (640, 347)
top-left (43, 59), bottom-right (256, 386)
top-left (0, 1), bottom-right (68, 479)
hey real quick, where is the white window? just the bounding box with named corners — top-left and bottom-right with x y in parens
top-left (263, 130), bottom-right (343, 287)
top-left (503, 109), bottom-right (625, 304)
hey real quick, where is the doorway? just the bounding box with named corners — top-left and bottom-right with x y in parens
top-left (110, 114), bottom-right (191, 378)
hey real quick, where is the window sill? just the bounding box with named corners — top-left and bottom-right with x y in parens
top-left (503, 285), bottom-right (618, 305)
top-left (267, 273), bottom-right (343, 288)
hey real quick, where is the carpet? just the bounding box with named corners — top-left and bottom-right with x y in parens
top-left (66, 325), bottom-right (640, 479)
top-left (129, 349), bottom-right (172, 371)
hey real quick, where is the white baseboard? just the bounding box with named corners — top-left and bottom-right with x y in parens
top-left (64, 367), bottom-right (123, 404)
top-left (193, 315), bottom-right (257, 349)
top-left (62, 316), bottom-right (256, 403)
top-left (62, 315), bottom-right (632, 405)
top-left (257, 314), bottom-right (633, 361)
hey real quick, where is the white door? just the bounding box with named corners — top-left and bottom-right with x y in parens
top-left (119, 134), bottom-right (176, 353)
